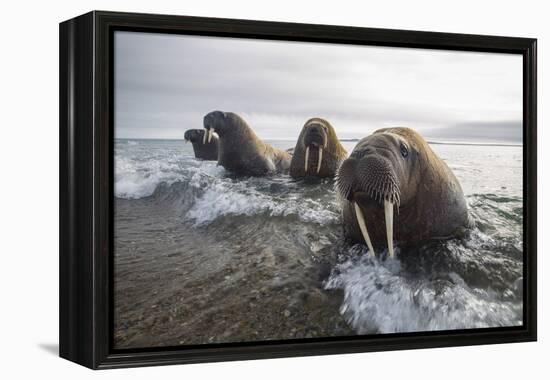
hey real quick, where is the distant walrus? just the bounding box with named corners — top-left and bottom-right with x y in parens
top-left (289, 118), bottom-right (348, 178)
top-left (336, 127), bottom-right (472, 258)
top-left (184, 129), bottom-right (219, 161)
top-left (203, 111), bottom-right (292, 176)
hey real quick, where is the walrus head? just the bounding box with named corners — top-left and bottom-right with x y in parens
top-left (336, 129), bottom-right (422, 258)
top-left (203, 110), bottom-right (262, 146)
top-left (289, 118), bottom-right (348, 179)
top-left (203, 110), bottom-right (251, 144)
top-left (184, 129), bottom-right (206, 144)
top-left (202, 111), bottom-right (226, 144)
top-left (301, 118), bottom-right (330, 174)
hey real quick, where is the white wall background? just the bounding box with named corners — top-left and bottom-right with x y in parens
top-left (0, 0), bottom-right (546, 378)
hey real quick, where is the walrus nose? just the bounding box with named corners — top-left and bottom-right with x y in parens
top-left (304, 130), bottom-right (322, 144)
top-left (351, 146), bottom-right (379, 160)
top-left (307, 128), bottom-right (321, 136)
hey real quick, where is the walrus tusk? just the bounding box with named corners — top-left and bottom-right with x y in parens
top-left (316, 147), bottom-right (323, 174)
top-left (354, 202), bottom-right (375, 256)
top-left (304, 146), bottom-right (310, 173)
top-left (208, 128), bottom-right (215, 143)
top-left (203, 128), bottom-right (208, 144)
top-left (384, 200), bottom-right (394, 258)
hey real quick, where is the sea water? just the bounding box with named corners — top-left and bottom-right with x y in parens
top-left (113, 139), bottom-right (523, 348)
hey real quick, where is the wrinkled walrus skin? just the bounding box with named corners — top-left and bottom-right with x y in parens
top-left (184, 129), bottom-right (219, 161)
top-left (203, 111), bottom-right (292, 176)
top-left (289, 118), bottom-right (348, 179)
top-left (336, 127), bottom-right (473, 258)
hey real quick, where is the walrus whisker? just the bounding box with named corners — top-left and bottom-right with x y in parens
top-left (354, 202), bottom-right (376, 256)
top-left (304, 146), bottom-right (310, 173)
top-left (384, 200), bottom-right (395, 258)
top-left (316, 147), bottom-right (323, 174)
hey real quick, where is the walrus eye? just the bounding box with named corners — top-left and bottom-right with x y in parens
top-left (400, 143), bottom-right (409, 158)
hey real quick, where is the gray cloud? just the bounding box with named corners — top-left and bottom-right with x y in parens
top-left (424, 121), bottom-right (522, 143)
top-left (115, 31), bottom-right (523, 142)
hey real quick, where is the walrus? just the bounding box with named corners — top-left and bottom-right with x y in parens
top-left (203, 111), bottom-right (292, 176)
top-left (336, 127), bottom-right (472, 258)
top-left (289, 118), bottom-right (348, 178)
top-left (184, 129), bottom-right (219, 160)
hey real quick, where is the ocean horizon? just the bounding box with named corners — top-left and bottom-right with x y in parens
top-left (115, 137), bottom-right (523, 147)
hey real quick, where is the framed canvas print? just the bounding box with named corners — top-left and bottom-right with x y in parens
top-left (59, 11), bottom-right (537, 369)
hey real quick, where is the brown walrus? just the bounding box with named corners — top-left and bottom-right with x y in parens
top-left (184, 129), bottom-right (219, 161)
top-left (289, 118), bottom-right (348, 178)
top-left (203, 111), bottom-right (292, 176)
top-left (336, 127), bottom-right (473, 258)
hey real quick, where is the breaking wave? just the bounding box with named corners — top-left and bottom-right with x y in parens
top-left (325, 244), bottom-right (522, 334)
top-left (115, 140), bottom-right (339, 225)
top-left (186, 181), bottom-right (339, 226)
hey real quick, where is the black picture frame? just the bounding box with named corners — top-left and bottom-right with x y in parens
top-left (59, 10), bottom-right (537, 369)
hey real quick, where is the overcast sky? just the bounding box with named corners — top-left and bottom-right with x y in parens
top-left (115, 31), bottom-right (523, 143)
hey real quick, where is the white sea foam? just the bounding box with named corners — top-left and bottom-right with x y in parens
top-left (115, 171), bottom-right (167, 199)
top-left (115, 155), bottom-right (180, 199)
top-left (114, 149), bottom-right (224, 199)
top-left (325, 248), bottom-right (522, 333)
top-left (186, 180), bottom-right (339, 226)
